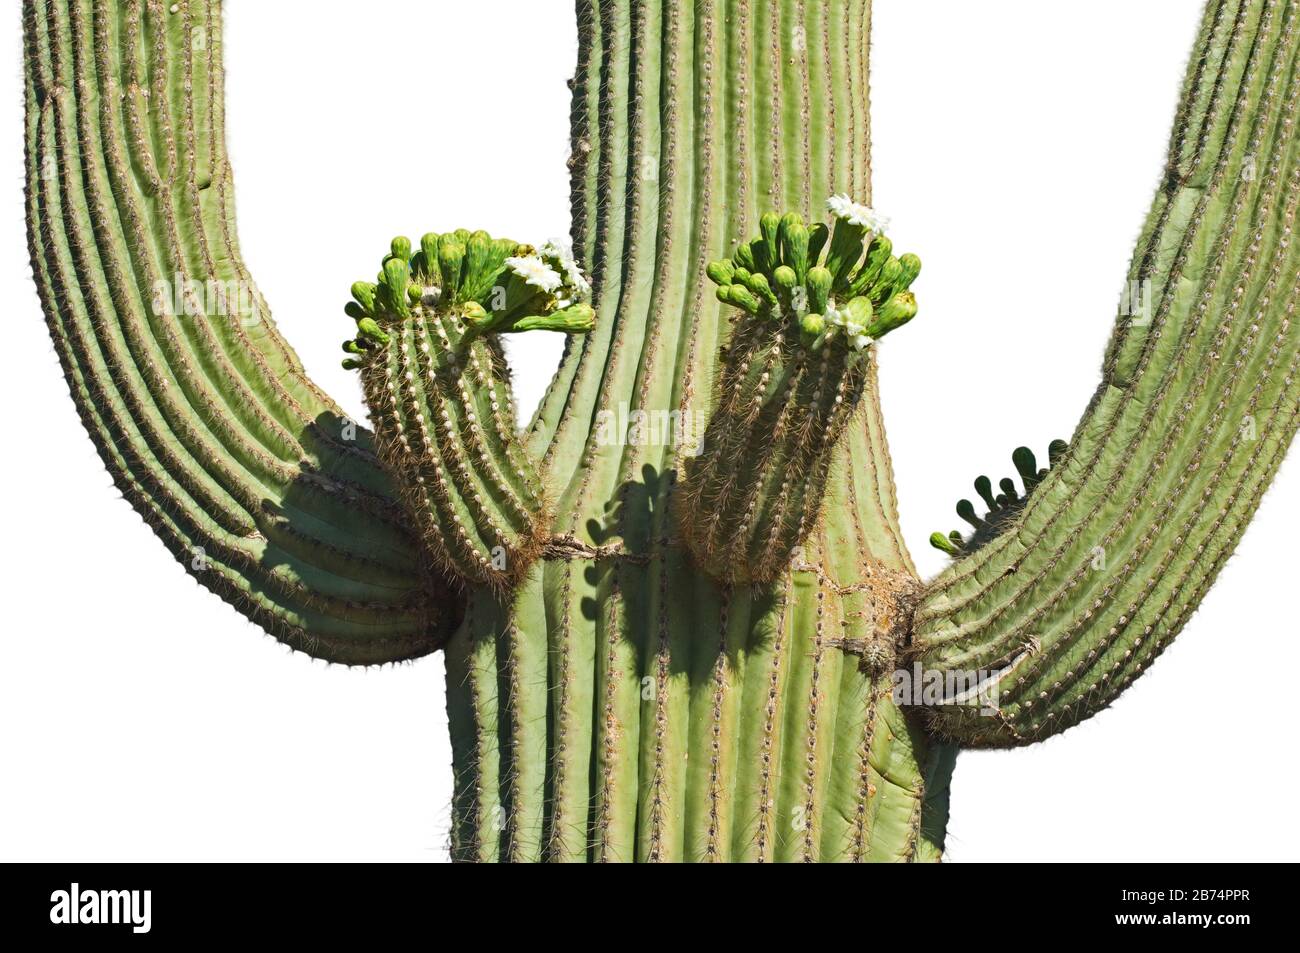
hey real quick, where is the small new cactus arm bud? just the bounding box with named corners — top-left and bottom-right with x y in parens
top-left (929, 531), bottom-right (962, 557)
top-left (931, 441), bottom-right (1070, 559)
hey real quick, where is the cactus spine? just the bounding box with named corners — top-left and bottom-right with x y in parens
top-left (23, 0), bottom-right (1298, 861)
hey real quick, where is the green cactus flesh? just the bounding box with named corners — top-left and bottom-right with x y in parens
top-left (23, 0), bottom-right (1298, 861)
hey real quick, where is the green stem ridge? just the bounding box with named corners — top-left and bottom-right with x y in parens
top-left (912, 0), bottom-right (1300, 746)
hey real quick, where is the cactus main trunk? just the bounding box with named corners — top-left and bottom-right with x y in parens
top-left (442, 0), bottom-right (956, 863)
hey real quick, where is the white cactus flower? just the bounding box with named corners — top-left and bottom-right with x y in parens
top-left (826, 193), bottom-right (889, 233)
top-left (506, 255), bottom-right (564, 294)
top-left (538, 238), bottom-right (592, 298)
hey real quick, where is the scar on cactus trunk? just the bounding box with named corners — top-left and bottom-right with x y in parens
top-left (23, 0), bottom-right (1299, 862)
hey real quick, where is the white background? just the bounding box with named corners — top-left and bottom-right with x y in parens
top-left (2, 1), bottom-right (1296, 862)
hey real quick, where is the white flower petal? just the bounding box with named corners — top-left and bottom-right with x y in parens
top-left (537, 238), bottom-right (592, 298)
top-left (826, 193), bottom-right (890, 232)
top-left (506, 255), bottom-right (564, 294)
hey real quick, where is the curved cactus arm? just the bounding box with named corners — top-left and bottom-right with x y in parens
top-left (23, 0), bottom-right (459, 663)
top-left (912, 0), bottom-right (1299, 745)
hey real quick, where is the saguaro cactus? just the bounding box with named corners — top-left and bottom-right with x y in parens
top-left (23, 0), bottom-right (1298, 862)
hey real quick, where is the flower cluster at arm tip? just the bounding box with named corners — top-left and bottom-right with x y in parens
top-left (343, 230), bottom-right (595, 366)
top-left (706, 193), bottom-right (921, 357)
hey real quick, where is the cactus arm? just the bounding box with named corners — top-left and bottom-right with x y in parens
top-left (912, 0), bottom-right (1299, 745)
top-left (23, 0), bottom-right (456, 663)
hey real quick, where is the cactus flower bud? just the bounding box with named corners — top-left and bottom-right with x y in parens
top-left (355, 317), bottom-right (391, 345)
top-left (510, 303), bottom-right (597, 334)
top-left (865, 291), bottom-right (917, 336)
top-left (438, 241), bottom-right (465, 302)
top-left (351, 281), bottom-right (378, 315)
top-left (930, 531), bottom-right (962, 556)
top-left (706, 259), bottom-right (735, 286)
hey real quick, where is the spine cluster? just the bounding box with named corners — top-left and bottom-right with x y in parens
top-left (680, 196), bottom-right (921, 583)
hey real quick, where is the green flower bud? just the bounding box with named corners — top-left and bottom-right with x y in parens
top-left (806, 267), bottom-right (833, 314)
top-left (846, 235), bottom-right (892, 298)
top-left (407, 283), bottom-right (424, 305)
top-left (420, 233), bottom-right (440, 276)
top-left (957, 498), bottom-right (985, 529)
top-left (807, 222), bottom-right (830, 265)
top-left (509, 303), bottom-right (597, 334)
top-left (390, 236), bottom-right (412, 262)
top-left (1013, 446), bottom-right (1041, 491)
top-left (974, 475), bottom-right (998, 510)
top-left (929, 531), bottom-right (962, 556)
top-left (382, 257), bottom-right (411, 318)
top-left (344, 301), bottom-right (367, 322)
top-left (355, 317), bottom-right (391, 345)
top-left (864, 291), bottom-right (917, 337)
top-left (895, 252), bottom-right (922, 293)
top-left (867, 257), bottom-right (903, 303)
top-left (759, 212), bottom-right (782, 269)
top-left (843, 296), bottom-right (874, 328)
top-left (746, 272), bottom-right (778, 308)
top-left (824, 217), bottom-right (867, 286)
top-left (749, 238), bottom-right (772, 274)
top-left (772, 265), bottom-right (798, 293)
top-left (722, 284), bottom-right (761, 315)
top-left (342, 358), bottom-right (362, 371)
top-left (777, 212), bottom-right (804, 262)
top-left (706, 259), bottom-right (735, 287)
top-left (733, 242), bottom-right (756, 271)
top-left (460, 231), bottom-right (506, 303)
top-left (342, 339), bottom-right (366, 354)
top-left (351, 281), bottom-right (378, 315)
top-left (438, 241), bottom-right (465, 302)
top-left (783, 222), bottom-right (810, 283)
top-left (1048, 439), bottom-right (1069, 466)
